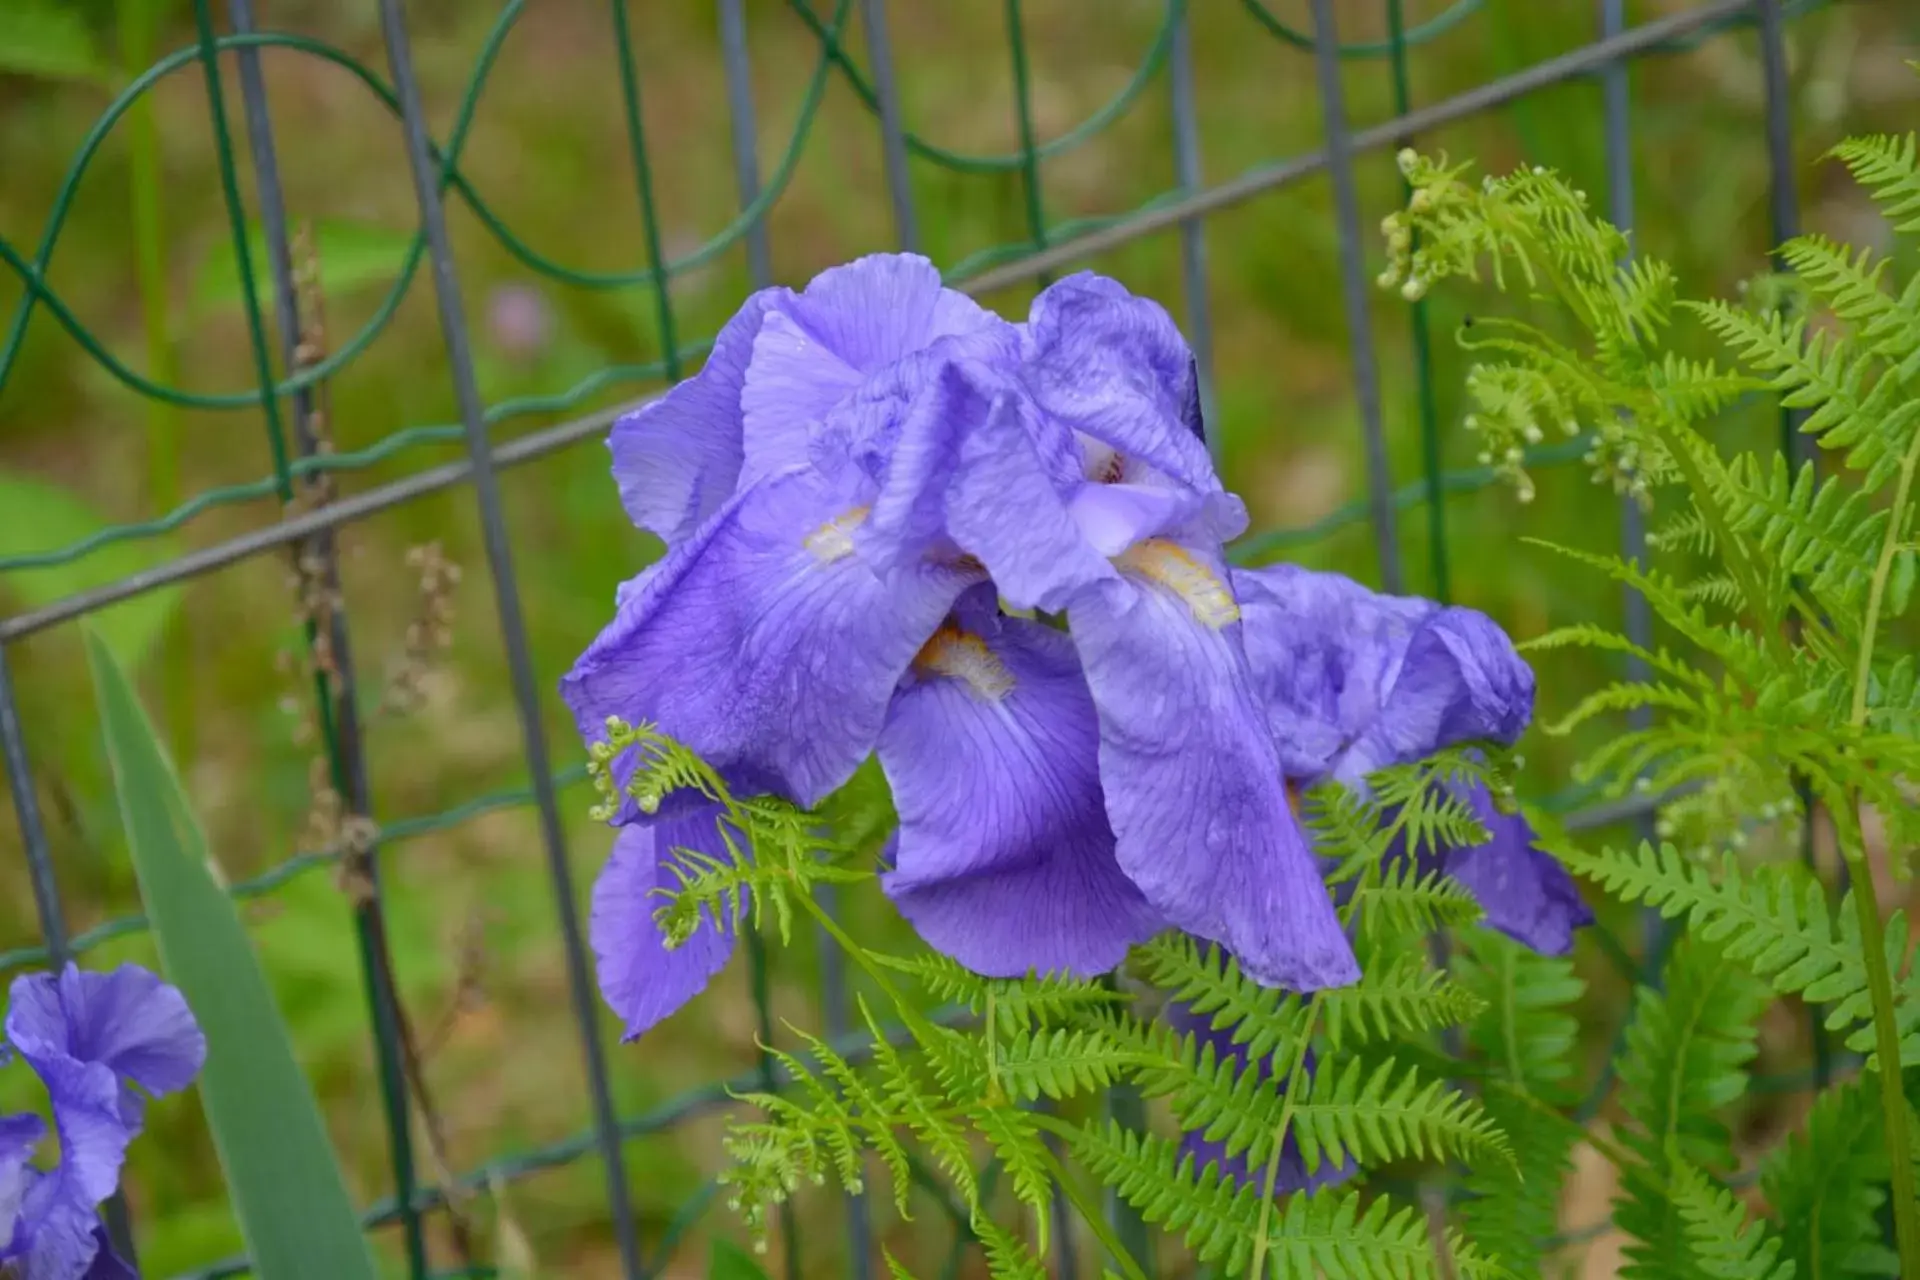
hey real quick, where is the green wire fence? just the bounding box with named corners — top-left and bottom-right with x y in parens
top-left (0, 0), bottom-right (1846, 1275)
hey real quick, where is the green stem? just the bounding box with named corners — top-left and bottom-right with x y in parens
top-left (794, 888), bottom-right (943, 1046)
top-left (985, 988), bottom-right (1001, 1101)
top-left (1026, 1116), bottom-right (1151, 1280)
top-left (1850, 425), bottom-right (1920, 726)
top-left (1247, 997), bottom-right (1320, 1280)
top-left (1840, 422), bottom-right (1920, 1277)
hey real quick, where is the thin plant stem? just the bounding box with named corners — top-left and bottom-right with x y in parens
top-left (1247, 998), bottom-right (1320, 1280)
top-left (1026, 1114), bottom-right (1152, 1280)
top-left (1838, 422), bottom-right (1920, 1277)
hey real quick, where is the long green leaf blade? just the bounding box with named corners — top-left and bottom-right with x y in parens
top-left (86, 627), bottom-right (378, 1280)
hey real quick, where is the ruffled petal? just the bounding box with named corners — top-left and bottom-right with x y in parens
top-left (879, 598), bottom-right (1165, 977)
top-left (1344, 612), bottom-right (1534, 786)
top-left (941, 393), bottom-right (1118, 614)
top-left (741, 254), bottom-right (999, 483)
top-left (31, 1056), bottom-right (128, 1210)
top-left (1166, 1000), bottom-right (1355, 1195)
top-left (591, 811), bottom-right (741, 1040)
top-left (14, 1166), bottom-right (110, 1280)
top-left (1437, 785), bottom-right (1593, 956)
top-left (609, 288), bottom-right (779, 544)
top-left (1068, 549), bottom-right (1357, 992)
top-left (5, 965), bottom-right (205, 1133)
top-left (0, 1112), bottom-right (45, 1253)
top-left (1022, 274), bottom-right (1221, 497)
top-left (1229, 564), bottom-right (1534, 785)
top-left (561, 467), bottom-right (978, 811)
top-left (828, 336), bottom-right (1023, 573)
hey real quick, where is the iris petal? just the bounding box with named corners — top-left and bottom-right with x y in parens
top-left (1434, 784), bottom-right (1594, 957)
top-left (1068, 557), bottom-right (1358, 992)
top-left (591, 812), bottom-right (742, 1040)
top-left (0, 1112), bottom-right (44, 1251)
top-left (1022, 275), bottom-right (1221, 499)
top-left (880, 600), bottom-right (1164, 977)
top-left (5, 965), bottom-right (206, 1134)
top-left (561, 467), bottom-right (977, 811)
top-left (609, 289), bottom-right (777, 545)
top-left (742, 254), bottom-right (999, 485)
top-left (942, 394), bottom-right (1118, 614)
top-left (1230, 563), bottom-right (1534, 783)
top-left (14, 1166), bottom-right (111, 1280)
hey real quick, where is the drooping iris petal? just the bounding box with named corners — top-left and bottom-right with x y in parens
top-left (742, 254), bottom-right (999, 484)
top-left (12, 1167), bottom-right (112, 1280)
top-left (1233, 563), bottom-right (1586, 954)
top-left (0, 1061), bottom-right (129, 1280)
top-left (609, 288), bottom-right (778, 546)
top-left (561, 466), bottom-right (979, 812)
top-left (1166, 1000), bottom-right (1355, 1195)
top-left (1068, 549), bottom-right (1358, 993)
top-left (6, 965), bottom-right (205, 1135)
top-left (879, 597), bottom-right (1165, 977)
top-left (27, 1057), bottom-right (127, 1211)
top-left (1431, 784), bottom-right (1594, 957)
top-left (0, 1112), bottom-right (44, 1251)
top-left (591, 809), bottom-right (742, 1040)
top-left (1230, 563), bottom-right (1534, 784)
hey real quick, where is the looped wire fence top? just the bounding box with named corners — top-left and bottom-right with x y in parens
top-left (0, 0), bottom-right (1846, 1276)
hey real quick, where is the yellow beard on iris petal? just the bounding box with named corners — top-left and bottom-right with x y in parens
top-left (1114, 538), bottom-right (1240, 629)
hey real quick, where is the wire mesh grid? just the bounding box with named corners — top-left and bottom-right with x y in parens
top-left (0, 0), bottom-right (1841, 1275)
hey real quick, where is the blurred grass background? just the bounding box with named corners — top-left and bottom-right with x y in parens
top-left (0, 0), bottom-right (1917, 1275)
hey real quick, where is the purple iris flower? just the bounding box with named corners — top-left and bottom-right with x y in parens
top-left (565, 254), bottom-right (1357, 1040)
top-left (1232, 562), bottom-right (1592, 955)
top-left (1, 963), bottom-right (206, 1280)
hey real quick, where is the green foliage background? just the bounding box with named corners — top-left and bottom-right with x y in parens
top-left (0, 1), bottom-right (1917, 1275)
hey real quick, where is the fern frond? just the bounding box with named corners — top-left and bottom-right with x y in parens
top-left (870, 951), bottom-right (1125, 1026)
top-left (863, 999), bottom-right (978, 1208)
top-left (1564, 843), bottom-right (1857, 1005)
top-left (1135, 934), bottom-right (1308, 1062)
top-left (1832, 132), bottom-right (1920, 234)
top-left (1361, 859), bottom-right (1485, 940)
top-left (1070, 1122), bottom-right (1264, 1274)
top-left (1320, 953), bottom-right (1486, 1052)
top-left (1720, 453), bottom-right (1886, 611)
top-left (967, 1106), bottom-right (1052, 1245)
top-left (995, 1027), bottom-right (1141, 1102)
top-left (1614, 934), bottom-right (1770, 1279)
top-left (1452, 930), bottom-right (1585, 1271)
top-left (1457, 927), bottom-right (1585, 1097)
top-left (1782, 233), bottom-right (1896, 329)
top-left (1761, 1078), bottom-right (1897, 1278)
top-left (783, 1025), bottom-right (914, 1215)
top-left (1071, 1121), bottom-right (1514, 1278)
top-left (974, 1215), bottom-right (1048, 1280)
top-left (1291, 1055), bottom-right (1514, 1178)
top-left (1672, 1163), bottom-right (1796, 1280)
